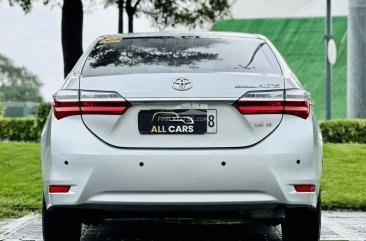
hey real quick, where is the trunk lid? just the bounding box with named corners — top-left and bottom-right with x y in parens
top-left (79, 72), bottom-right (284, 148)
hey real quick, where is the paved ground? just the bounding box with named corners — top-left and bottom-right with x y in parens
top-left (0, 212), bottom-right (365, 241)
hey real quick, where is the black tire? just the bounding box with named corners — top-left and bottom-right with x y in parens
top-left (42, 198), bottom-right (82, 241)
top-left (281, 195), bottom-right (321, 241)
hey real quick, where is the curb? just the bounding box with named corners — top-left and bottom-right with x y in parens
top-left (322, 204), bottom-right (366, 212)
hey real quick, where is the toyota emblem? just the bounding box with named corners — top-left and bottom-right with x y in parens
top-left (171, 78), bottom-right (192, 91)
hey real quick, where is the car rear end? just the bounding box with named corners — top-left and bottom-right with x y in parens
top-left (41, 32), bottom-right (323, 241)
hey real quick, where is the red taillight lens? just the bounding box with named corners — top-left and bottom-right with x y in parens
top-left (284, 99), bottom-right (310, 119)
top-left (53, 89), bottom-right (80, 119)
top-left (81, 101), bottom-right (130, 115)
top-left (53, 90), bottom-right (131, 119)
top-left (54, 100), bottom-right (80, 120)
top-left (234, 100), bottom-right (284, 114)
top-left (49, 185), bottom-right (71, 193)
top-left (294, 185), bottom-right (316, 192)
top-left (233, 89), bottom-right (310, 119)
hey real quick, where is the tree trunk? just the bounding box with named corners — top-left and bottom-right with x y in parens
top-left (125, 0), bottom-right (134, 33)
top-left (61, 0), bottom-right (83, 78)
top-left (128, 12), bottom-right (134, 33)
top-left (118, 0), bottom-right (124, 33)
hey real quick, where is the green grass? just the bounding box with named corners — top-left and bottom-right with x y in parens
top-left (322, 144), bottom-right (366, 210)
top-left (212, 17), bottom-right (347, 120)
top-left (0, 142), bottom-right (365, 219)
top-left (0, 142), bottom-right (42, 219)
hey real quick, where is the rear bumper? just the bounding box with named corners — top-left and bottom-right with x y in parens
top-left (48, 203), bottom-right (316, 221)
top-left (41, 114), bottom-right (322, 217)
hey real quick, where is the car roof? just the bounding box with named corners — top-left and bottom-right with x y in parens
top-left (101, 31), bottom-right (262, 40)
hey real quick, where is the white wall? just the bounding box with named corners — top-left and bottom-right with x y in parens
top-left (232, 0), bottom-right (348, 19)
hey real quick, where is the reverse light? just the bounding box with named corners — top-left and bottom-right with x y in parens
top-left (49, 185), bottom-right (71, 193)
top-left (233, 89), bottom-right (310, 119)
top-left (294, 185), bottom-right (316, 192)
top-left (53, 89), bottom-right (131, 120)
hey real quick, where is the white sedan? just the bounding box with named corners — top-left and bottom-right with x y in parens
top-left (41, 32), bottom-right (323, 241)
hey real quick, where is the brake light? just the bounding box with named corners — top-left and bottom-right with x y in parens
top-left (233, 89), bottom-right (310, 119)
top-left (53, 90), bottom-right (131, 120)
top-left (294, 185), bottom-right (315, 192)
top-left (284, 90), bottom-right (311, 119)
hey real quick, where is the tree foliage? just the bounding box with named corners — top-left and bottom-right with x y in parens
top-left (147, 0), bottom-right (232, 28)
top-left (0, 54), bottom-right (43, 102)
top-left (0, 92), bottom-right (4, 118)
top-left (3, 0), bottom-right (51, 12)
top-left (105, 0), bottom-right (232, 33)
top-left (4, 0), bottom-right (33, 12)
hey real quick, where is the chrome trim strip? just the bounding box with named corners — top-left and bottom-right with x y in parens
top-left (126, 97), bottom-right (237, 103)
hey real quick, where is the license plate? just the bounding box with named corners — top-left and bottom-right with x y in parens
top-left (138, 109), bottom-right (217, 134)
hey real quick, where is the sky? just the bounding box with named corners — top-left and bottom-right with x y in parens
top-left (0, 2), bottom-right (165, 101)
top-left (0, 0), bottom-right (347, 101)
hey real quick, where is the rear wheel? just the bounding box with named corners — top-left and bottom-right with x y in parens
top-left (281, 195), bottom-right (321, 241)
top-left (42, 198), bottom-right (82, 241)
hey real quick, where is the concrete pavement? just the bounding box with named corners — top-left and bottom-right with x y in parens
top-left (0, 211), bottom-right (365, 241)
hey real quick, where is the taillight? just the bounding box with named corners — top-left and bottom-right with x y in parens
top-left (53, 90), bottom-right (80, 119)
top-left (284, 89), bottom-right (311, 119)
top-left (53, 89), bottom-right (131, 120)
top-left (80, 90), bottom-right (131, 115)
top-left (233, 90), bottom-right (284, 115)
top-left (233, 89), bottom-right (310, 119)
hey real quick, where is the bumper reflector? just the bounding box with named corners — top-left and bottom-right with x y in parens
top-left (49, 185), bottom-right (71, 193)
top-left (294, 185), bottom-right (315, 192)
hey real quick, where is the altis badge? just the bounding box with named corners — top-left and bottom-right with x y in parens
top-left (235, 83), bottom-right (281, 89)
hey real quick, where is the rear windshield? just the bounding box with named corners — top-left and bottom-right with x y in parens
top-left (82, 36), bottom-right (282, 76)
